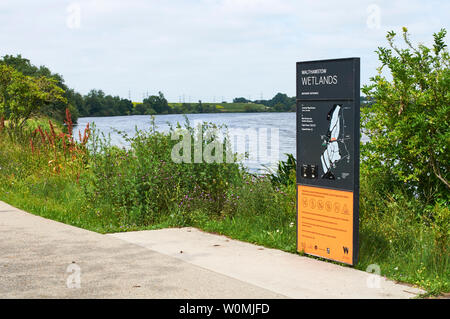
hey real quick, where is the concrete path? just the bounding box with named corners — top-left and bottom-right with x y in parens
top-left (110, 228), bottom-right (425, 299)
top-left (0, 201), bottom-right (284, 298)
top-left (0, 201), bottom-right (424, 298)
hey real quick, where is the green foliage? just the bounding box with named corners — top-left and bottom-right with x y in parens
top-left (256, 92), bottom-right (296, 111)
top-left (361, 28), bottom-right (449, 204)
top-left (0, 64), bottom-right (66, 129)
top-left (195, 175), bottom-right (297, 252)
top-left (357, 29), bottom-right (450, 294)
top-left (132, 102), bottom-right (156, 115)
top-left (358, 168), bottom-right (449, 294)
top-left (265, 153), bottom-right (297, 186)
top-left (82, 89), bottom-right (133, 117)
top-left (167, 102), bottom-right (267, 114)
top-left (142, 92), bottom-right (170, 114)
top-left (1, 54), bottom-right (299, 121)
top-left (243, 103), bottom-right (262, 112)
top-left (233, 97), bottom-right (251, 103)
top-left (0, 54), bottom-right (78, 123)
top-left (0, 54), bottom-right (60, 79)
top-left (84, 119), bottom-right (242, 226)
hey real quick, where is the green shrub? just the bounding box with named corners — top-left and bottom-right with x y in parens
top-left (85, 119), bottom-right (243, 226)
top-left (361, 28), bottom-right (449, 204)
top-left (358, 167), bottom-right (449, 293)
top-left (265, 153), bottom-right (296, 186)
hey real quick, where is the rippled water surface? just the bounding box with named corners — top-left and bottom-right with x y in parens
top-left (76, 112), bottom-right (366, 172)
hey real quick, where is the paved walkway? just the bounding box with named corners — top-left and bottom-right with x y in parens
top-left (0, 201), bottom-right (424, 298)
top-left (111, 228), bottom-right (425, 298)
top-left (0, 201), bottom-right (283, 298)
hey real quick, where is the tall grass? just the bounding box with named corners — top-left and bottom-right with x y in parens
top-left (358, 171), bottom-right (449, 294)
top-left (83, 118), bottom-right (243, 227)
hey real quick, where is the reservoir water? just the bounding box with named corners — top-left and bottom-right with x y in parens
top-left (76, 112), bottom-right (367, 173)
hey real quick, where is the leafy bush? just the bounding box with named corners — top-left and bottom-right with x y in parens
top-left (361, 28), bottom-right (449, 204)
top-left (85, 118), bottom-right (243, 226)
top-left (0, 64), bottom-right (67, 129)
top-left (265, 153), bottom-right (296, 186)
top-left (358, 169), bottom-right (449, 293)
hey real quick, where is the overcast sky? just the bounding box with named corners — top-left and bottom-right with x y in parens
top-left (1, 0), bottom-right (448, 102)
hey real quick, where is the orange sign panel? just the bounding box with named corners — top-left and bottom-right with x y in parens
top-left (297, 185), bottom-right (354, 265)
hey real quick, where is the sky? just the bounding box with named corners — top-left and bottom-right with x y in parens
top-left (0, 0), bottom-right (449, 102)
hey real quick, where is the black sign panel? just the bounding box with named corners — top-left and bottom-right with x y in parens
top-left (296, 58), bottom-right (357, 100)
top-left (296, 58), bottom-right (360, 191)
top-left (296, 58), bottom-right (360, 265)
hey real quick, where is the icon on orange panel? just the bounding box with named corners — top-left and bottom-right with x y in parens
top-left (317, 199), bottom-right (324, 210)
top-left (334, 202), bottom-right (341, 213)
top-left (342, 204), bottom-right (349, 214)
top-left (302, 197), bottom-right (308, 208)
top-left (309, 198), bottom-right (316, 209)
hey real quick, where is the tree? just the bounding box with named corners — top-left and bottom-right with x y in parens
top-left (0, 64), bottom-right (15, 119)
top-left (0, 64), bottom-right (66, 128)
top-left (274, 102), bottom-right (288, 112)
top-left (117, 98), bottom-right (133, 115)
top-left (65, 89), bottom-right (84, 119)
top-left (0, 54), bottom-right (76, 123)
top-left (233, 97), bottom-right (250, 103)
top-left (143, 92), bottom-right (169, 114)
top-left (269, 93), bottom-right (289, 107)
top-left (253, 93), bottom-right (295, 111)
top-left (361, 28), bottom-right (449, 203)
top-left (84, 89), bottom-right (105, 116)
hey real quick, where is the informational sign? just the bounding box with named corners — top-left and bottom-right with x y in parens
top-left (296, 58), bottom-right (360, 265)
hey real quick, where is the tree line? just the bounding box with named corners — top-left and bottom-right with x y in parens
top-left (234, 93), bottom-right (296, 112)
top-left (234, 94), bottom-right (370, 111)
top-left (3, 54), bottom-right (366, 124)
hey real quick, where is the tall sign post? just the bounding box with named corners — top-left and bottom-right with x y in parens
top-left (296, 58), bottom-right (360, 265)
